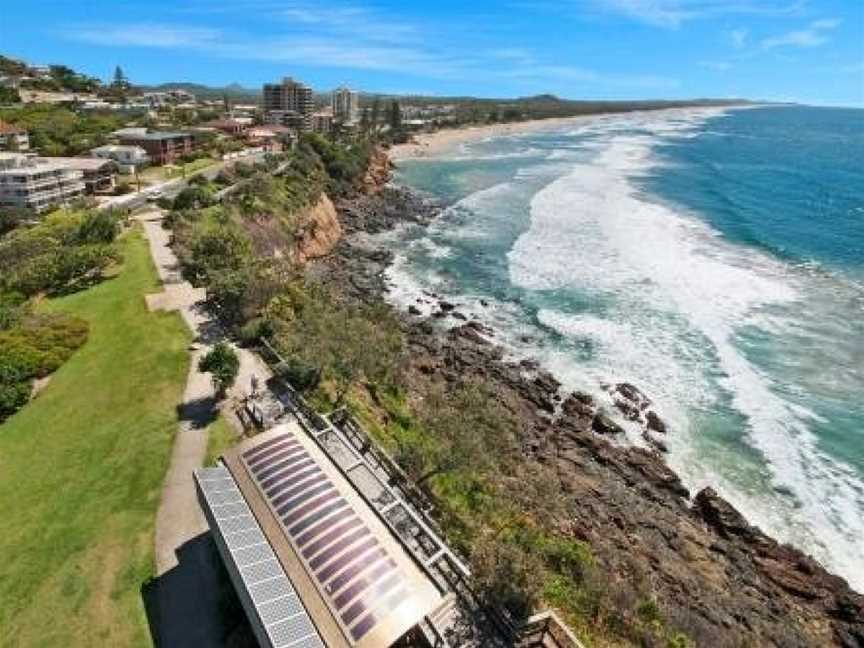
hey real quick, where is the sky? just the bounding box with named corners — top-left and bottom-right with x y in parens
top-left (2, 0), bottom-right (863, 106)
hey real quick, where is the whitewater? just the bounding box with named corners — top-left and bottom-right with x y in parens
top-left (383, 106), bottom-right (864, 591)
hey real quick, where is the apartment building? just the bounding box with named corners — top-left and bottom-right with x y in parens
top-left (0, 120), bottom-right (30, 151)
top-left (0, 153), bottom-right (85, 213)
top-left (48, 158), bottom-right (118, 194)
top-left (262, 77), bottom-right (313, 131)
top-left (332, 86), bottom-right (359, 122)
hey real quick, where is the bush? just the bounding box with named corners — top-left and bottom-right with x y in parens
top-left (0, 210), bottom-right (120, 296)
top-left (172, 185), bottom-right (215, 211)
top-left (0, 310), bottom-right (88, 421)
top-left (198, 342), bottom-right (240, 397)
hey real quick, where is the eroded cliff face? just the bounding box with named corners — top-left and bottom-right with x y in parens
top-left (291, 193), bottom-right (343, 264)
top-left (358, 147), bottom-right (393, 195)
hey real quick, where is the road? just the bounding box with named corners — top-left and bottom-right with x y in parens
top-left (98, 151), bottom-right (269, 212)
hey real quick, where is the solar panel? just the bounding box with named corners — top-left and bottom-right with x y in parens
top-left (195, 466), bottom-right (323, 648)
top-left (241, 431), bottom-right (430, 644)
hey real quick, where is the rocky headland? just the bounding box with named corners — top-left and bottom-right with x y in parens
top-left (308, 153), bottom-right (864, 648)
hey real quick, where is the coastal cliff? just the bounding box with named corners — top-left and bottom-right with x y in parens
top-left (311, 177), bottom-right (864, 647)
top-left (292, 193), bottom-right (343, 264)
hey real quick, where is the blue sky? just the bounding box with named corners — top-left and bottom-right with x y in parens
top-left (2, 0), bottom-right (863, 106)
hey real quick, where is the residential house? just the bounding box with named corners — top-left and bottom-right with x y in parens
top-left (91, 144), bottom-right (150, 173)
top-left (245, 125), bottom-right (295, 152)
top-left (0, 153), bottom-right (85, 213)
top-left (117, 130), bottom-right (194, 165)
top-left (0, 120), bottom-right (29, 151)
top-left (203, 119), bottom-right (248, 136)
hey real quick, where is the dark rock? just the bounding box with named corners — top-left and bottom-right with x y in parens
top-left (407, 305), bottom-right (421, 315)
top-left (451, 311), bottom-right (467, 321)
top-left (533, 371), bottom-right (561, 395)
top-left (614, 398), bottom-right (641, 421)
top-left (646, 410), bottom-right (668, 434)
top-left (694, 487), bottom-right (754, 540)
top-left (438, 301), bottom-right (456, 312)
top-left (642, 430), bottom-right (668, 453)
top-left (592, 412), bottom-right (625, 436)
top-left (615, 382), bottom-right (651, 410)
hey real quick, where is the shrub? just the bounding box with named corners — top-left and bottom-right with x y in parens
top-left (198, 342), bottom-right (240, 398)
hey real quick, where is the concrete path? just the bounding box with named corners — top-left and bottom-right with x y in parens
top-left (137, 209), bottom-right (214, 575)
top-left (137, 208), bottom-right (273, 573)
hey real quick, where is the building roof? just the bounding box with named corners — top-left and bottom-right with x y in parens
top-left (195, 465), bottom-right (325, 648)
top-left (91, 144), bottom-right (148, 154)
top-left (119, 130), bottom-right (192, 141)
top-left (212, 423), bottom-right (443, 648)
top-left (44, 157), bottom-right (118, 171)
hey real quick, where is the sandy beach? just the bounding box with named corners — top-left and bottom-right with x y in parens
top-left (388, 105), bottom-right (756, 161)
top-left (388, 115), bottom-right (595, 160)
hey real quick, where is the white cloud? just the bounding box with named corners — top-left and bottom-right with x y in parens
top-left (762, 18), bottom-right (840, 49)
top-left (71, 23), bottom-right (222, 48)
top-left (589, 0), bottom-right (804, 28)
top-left (730, 27), bottom-right (749, 48)
top-left (699, 60), bottom-right (733, 72)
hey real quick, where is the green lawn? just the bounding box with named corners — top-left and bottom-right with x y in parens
top-left (204, 413), bottom-right (238, 466)
top-left (0, 229), bottom-right (191, 646)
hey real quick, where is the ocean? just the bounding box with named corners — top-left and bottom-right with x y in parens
top-left (381, 105), bottom-right (864, 591)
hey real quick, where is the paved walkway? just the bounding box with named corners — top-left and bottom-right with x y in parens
top-left (137, 208), bottom-right (272, 573)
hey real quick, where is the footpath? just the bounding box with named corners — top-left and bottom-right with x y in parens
top-left (136, 208), bottom-right (269, 646)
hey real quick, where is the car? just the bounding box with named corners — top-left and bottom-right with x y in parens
top-left (146, 190), bottom-right (164, 202)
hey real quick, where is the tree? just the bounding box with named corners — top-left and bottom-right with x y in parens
top-left (370, 97), bottom-right (381, 136)
top-left (274, 289), bottom-right (402, 407)
top-left (388, 100), bottom-right (402, 133)
top-left (359, 106), bottom-right (371, 135)
top-left (398, 380), bottom-right (516, 486)
top-left (112, 65), bottom-right (129, 89)
top-left (198, 342), bottom-right (240, 398)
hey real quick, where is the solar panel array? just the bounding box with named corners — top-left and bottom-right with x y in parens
top-left (242, 431), bottom-right (412, 644)
top-left (195, 466), bottom-right (325, 648)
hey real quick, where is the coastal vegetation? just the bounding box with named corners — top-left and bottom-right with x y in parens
top-left (0, 209), bottom-right (122, 422)
top-left (199, 342), bottom-right (240, 398)
top-left (0, 230), bottom-right (191, 645)
top-left (0, 103), bottom-right (126, 156)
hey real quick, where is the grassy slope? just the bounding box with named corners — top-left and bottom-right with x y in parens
top-left (204, 413), bottom-right (238, 467)
top-left (0, 229), bottom-right (191, 646)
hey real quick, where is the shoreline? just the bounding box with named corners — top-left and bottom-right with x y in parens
top-left (388, 104), bottom-right (754, 160)
top-left (311, 150), bottom-right (864, 644)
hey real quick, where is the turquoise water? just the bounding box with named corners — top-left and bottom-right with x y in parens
top-left (384, 106), bottom-right (864, 590)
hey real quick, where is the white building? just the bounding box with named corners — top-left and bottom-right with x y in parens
top-left (90, 144), bottom-right (150, 173)
top-left (331, 86), bottom-right (359, 122)
top-left (0, 153), bottom-right (85, 213)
